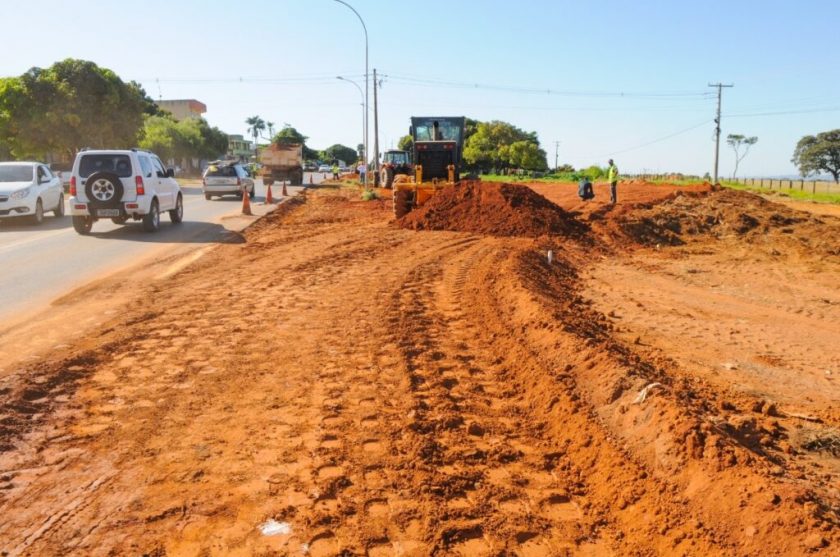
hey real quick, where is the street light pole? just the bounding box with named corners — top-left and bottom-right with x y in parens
top-left (337, 76), bottom-right (365, 171)
top-left (333, 0), bottom-right (368, 188)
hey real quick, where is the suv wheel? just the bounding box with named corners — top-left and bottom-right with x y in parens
top-left (142, 199), bottom-right (160, 232)
top-left (54, 194), bottom-right (65, 217)
top-left (169, 194), bottom-right (184, 224)
top-left (85, 172), bottom-right (124, 206)
top-left (72, 215), bottom-right (93, 235)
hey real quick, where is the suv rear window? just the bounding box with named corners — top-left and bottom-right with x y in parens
top-left (79, 154), bottom-right (133, 178)
top-left (206, 166), bottom-right (238, 178)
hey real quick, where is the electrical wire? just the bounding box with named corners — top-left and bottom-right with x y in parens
top-left (725, 106), bottom-right (840, 118)
top-left (378, 72), bottom-right (715, 99)
top-left (594, 119), bottom-right (713, 158)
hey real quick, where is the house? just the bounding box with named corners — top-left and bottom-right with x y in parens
top-left (227, 135), bottom-right (254, 162)
top-left (155, 99), bottom-right (207, 121)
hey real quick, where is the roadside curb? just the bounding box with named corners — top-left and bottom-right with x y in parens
top-left (219, 187), bottom-right (306, 234)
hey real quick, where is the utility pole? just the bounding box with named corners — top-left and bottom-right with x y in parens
top-left (554, 141), bottom-right (560, 171)
top-left (708, 82), bottom-right (733, 185)
top-left (373, 68), bottom-right (380, 187)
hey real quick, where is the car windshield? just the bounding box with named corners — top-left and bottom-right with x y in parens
top-left (385, 152), bottom-right (409, 165)
top-left (206, 165), bottom-right (238, 177)
top-left (79, 154), bottom-right (133, 178)
top-left (0, 165), bottom-right (33, 182)
top-left (414, 119), bottom-right (462, 142)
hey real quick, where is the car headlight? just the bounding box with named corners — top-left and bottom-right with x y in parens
top-left (10, 187), bottom-right (32, 200)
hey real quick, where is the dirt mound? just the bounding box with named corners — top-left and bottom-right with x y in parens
top-left (619, 188), bottom-right (840, 255)
top-left (398, 181), bottom-right (588, 237)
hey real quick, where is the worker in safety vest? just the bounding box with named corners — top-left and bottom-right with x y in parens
top-left (332, 164), bottom-right (339, 180)
top-left (607, 159), bottom-right (619, 204)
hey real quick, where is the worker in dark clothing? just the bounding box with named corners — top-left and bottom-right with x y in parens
top-left (578, 176), bottom-right (595, 200)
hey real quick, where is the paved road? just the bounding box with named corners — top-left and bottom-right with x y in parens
top-left (0, 176), bottom-right (322, 325)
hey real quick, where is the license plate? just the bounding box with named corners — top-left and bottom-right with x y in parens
top-left (96, 209), bottom-right (121, 217)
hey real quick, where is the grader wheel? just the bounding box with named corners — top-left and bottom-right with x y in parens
top-left (393, 189), bottom-right (411, 219)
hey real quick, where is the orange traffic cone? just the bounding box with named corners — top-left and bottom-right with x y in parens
top-left (309, 174), bottom-right (313, 185)
top-left (265, 183), bottom-right (273, 204)
top-left (241, 188), bottom-right (252, 215)
top-left (282, 182), bottom-right (288, 196)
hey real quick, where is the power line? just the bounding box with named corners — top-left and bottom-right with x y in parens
top-left (594, 119), bottom-right (713, 158)
top-left (725, 106), bottom-right (840, 117)
top-left (379, 72), bottom-right (715, 99)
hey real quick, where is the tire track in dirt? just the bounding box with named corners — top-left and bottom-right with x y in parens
top-left (1, 186), bottom-right (837, 555)
top-left (379, 238), bottom-right (613, 555)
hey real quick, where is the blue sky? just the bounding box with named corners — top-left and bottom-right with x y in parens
top-left (2, 0), bottom-right (839, 176)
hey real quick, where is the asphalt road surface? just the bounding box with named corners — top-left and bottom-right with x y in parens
top-left (0, 176), bottom-right (321, 326)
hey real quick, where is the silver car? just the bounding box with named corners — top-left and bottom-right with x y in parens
top-left (202, 162), bottom-right (255, 200)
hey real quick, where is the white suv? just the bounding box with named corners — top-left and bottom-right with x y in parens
top-left (69, 149), bottom-right (183, 234)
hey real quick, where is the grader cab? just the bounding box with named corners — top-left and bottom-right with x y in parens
top-left (393, 116), bottom-right (465, 218)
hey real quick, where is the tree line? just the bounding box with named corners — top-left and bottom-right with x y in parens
top-left (0, 59), bottom-right (228, 171)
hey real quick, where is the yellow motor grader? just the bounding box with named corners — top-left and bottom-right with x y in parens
top-left (393, 116), bottom-right (466, 218)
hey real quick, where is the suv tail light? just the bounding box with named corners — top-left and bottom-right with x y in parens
top-left (69, 176), bottom-right (76, 196)
top-left (135, 175), bottom-right (145, 195)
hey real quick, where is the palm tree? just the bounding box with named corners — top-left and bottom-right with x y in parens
top-left (266, 121), bottom-right (275, 142)
top-left (245, 115), bottom-right (266, 161)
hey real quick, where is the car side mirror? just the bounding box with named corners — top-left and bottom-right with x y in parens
top-left (166, 168), bottom-right (175, 178)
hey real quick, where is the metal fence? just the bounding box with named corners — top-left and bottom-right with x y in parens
top-left (731, 177), bottom-right (840, 194)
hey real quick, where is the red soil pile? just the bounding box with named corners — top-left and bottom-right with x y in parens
top-left (618, 188), bottom-right (840, 256)
top-left (398, 181), bottom-right (588, 238)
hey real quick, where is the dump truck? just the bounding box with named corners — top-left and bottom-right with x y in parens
top-left (393, 116), bottom-right (465, 218)
top-left (260, 142), bottom-right (304, 186)
top-left (379, 149), bottom-right (412, 189)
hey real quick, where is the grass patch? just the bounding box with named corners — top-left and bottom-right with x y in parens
top-left (721, 181), bottom-right (840, 204)
top-left (361, 189), bottom-right (379, 201)
top-left (479, 174), bottom-right (577, 184)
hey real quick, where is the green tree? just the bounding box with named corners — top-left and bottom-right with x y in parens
top-left (462, 120), bottom-right (546, 171)
top-left (138, 115), bottom-right (179, 161)
top-left (272, 124), bottom-right (307, 145)
top-left (507, 140), bottom-right (548, 171)
top-left (726, 134), bottom-right (758, 178)
top-left (271, 124), bottom-right (319, 159)
top-left (582, 165), bottom-right (606, 180)
top-left (792, 129), bottom-right (840, 183)
top-left (139, 116), bottom-right (229, 172)
top-left (0, 59), bottom-right (154, 160)
top-left (245, 115), bottom-right (265, 160)
top-left (324, 144), bottom-right (357, 164)
top-left (397, 135), bottom-right (413, 152)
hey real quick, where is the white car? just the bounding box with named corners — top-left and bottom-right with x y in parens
top-left (318, 164), bottom-right (331, 173)
top-left (0, 162), bottom-right (64, 224)
top-left (68, 149), bottom-right (183, 234)
top-left (202, 162), bottom-right (254, 200)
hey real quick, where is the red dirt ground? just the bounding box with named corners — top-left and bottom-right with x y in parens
top-left (0, 182), bottom-right (837, 555)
